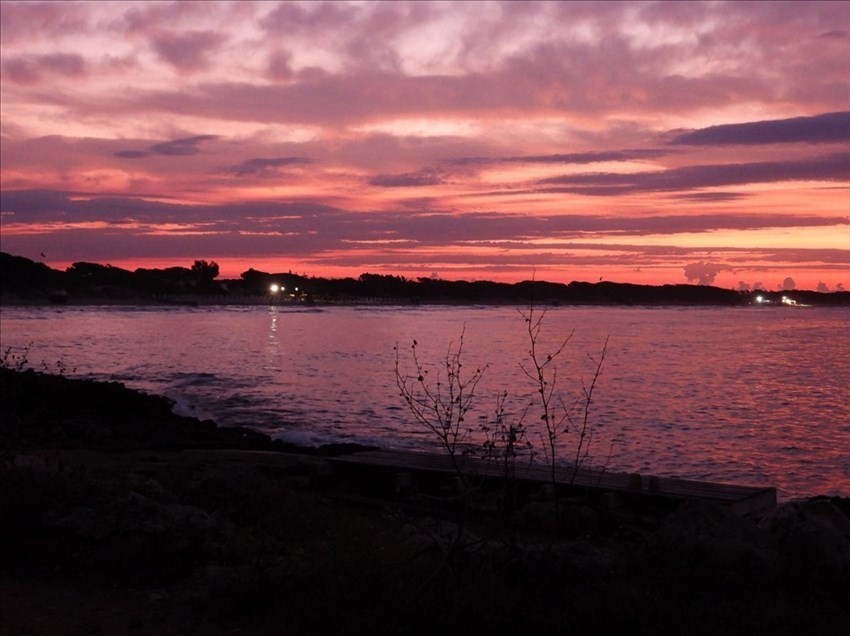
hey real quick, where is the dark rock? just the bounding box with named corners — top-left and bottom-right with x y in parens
top-left (44, 491), bottom-right (214, 539)
top-left (806, 495), bottom-right (850, 520)
top-left (0, 367), bottom-right (285, 452)
top-left (519, 540), bottom-right (617, 577)
top-left (520, 501), bottom-right (601, 537)
top-left (654, 500), bottom-right (776, 572)
top-left (41, 491), bottom-right (217, 581)
top-left (758, 499), bottom-right (850, 579)
top-left (43, 505), bottom-right (113, 540)
top-left (311, 442), bottom-right (380, 456)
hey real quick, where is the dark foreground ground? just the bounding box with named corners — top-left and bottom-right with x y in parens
top-left (1, 367), bottom-right (849, 635)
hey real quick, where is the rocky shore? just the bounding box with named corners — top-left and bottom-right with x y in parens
top-left (2, 367), bottom-right (849, 635)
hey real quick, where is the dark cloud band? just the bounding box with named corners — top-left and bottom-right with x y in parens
top-left (671, 112), bottom-right (850, 146)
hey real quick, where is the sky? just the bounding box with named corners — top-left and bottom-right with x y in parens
top-left (1, 1), bottom-right (848, 290)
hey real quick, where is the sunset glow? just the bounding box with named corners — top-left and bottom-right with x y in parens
top-left (1, 1), bottom-right (848, 290)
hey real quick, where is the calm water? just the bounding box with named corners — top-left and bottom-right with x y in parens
top-left (2, 304), bottom-right (848, 500)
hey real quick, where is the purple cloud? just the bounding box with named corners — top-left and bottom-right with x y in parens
top-left (671, 111), bottom-right (850, 145)
top-left (261, 1), bottom-right (358, 33)
top-left (113, 150), bottom-right (150, 159)
top-left (115, 135), bottom-right (219, 159)
top-left (369, 170), bottom-right (446, 188)
top-left (28, 56), bottom-right (780, 128)
top-left (538, 152), bottom-right (850, 195)
top-left (152, 30), bottom-right (225, 73)
top-left (819, 30), bottom-right (849, 39)
top-left (150, 135), bottom-right (220, 156)
top-left (0, 2), bottom-right (89, 44)
top-left (2, 58), bottom-right (39, 84)
top-left (267, 51), bottom-right (293, 82)
top-left (684, 261), bottom-right (731, 285)
top-left (672, 192), bottom-right (748, 202)
top-left (4, 189), bottom-right (845, 242)
top-left (2, 53), bottom-right (85, 84)
top-left (449, 149), bottom-right (668, 166)
top-left (217, 157), bottom-right (312, 176)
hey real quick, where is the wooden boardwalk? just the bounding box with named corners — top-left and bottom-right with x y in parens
top-left (328, 449), bottom-right (777, 516)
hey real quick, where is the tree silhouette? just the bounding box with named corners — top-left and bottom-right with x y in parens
top-left (191, 260), bottom-right (219, 281)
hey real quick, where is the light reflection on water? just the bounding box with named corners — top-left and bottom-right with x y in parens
top-left (1, 304), bottom-right (848, 500)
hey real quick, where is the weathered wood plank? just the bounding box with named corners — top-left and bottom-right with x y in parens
top-left (328, 449), bottom-right (777, 515)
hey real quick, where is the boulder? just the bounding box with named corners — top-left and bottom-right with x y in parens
top-left (654, 500), bottom-right (775, 572)
top-left (758, 499), bottom-right (850, 579)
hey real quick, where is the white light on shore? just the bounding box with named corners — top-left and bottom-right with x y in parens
top-left (270, 284), bottom-right (279, 293)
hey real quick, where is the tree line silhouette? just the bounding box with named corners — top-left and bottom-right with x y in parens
top-left (2, 252), bottom-right (848, 306)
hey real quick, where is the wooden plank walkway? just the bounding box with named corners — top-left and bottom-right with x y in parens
top-left (328, 449), bottom-right (777, 516)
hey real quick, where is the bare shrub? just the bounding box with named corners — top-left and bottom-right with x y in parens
top-left (395, 305), bottom-right (610, 521)
top-left (394, 326), bottom-right (486, 482)
top-left (518, 302), bottom-right (609, 488)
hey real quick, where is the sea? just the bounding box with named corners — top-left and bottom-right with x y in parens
top-left (1, 303), bottom-right (848, 500)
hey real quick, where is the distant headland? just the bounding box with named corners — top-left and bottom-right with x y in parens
top-left (2, 252), bottom-right (848, 307)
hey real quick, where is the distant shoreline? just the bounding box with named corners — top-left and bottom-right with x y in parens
top-left (3, 251), bottom-right (849, 308)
